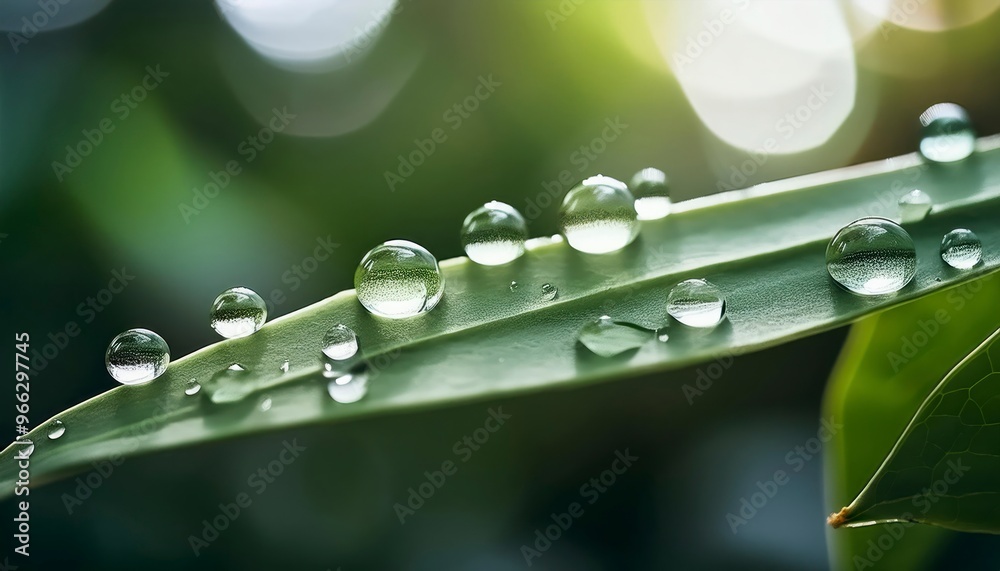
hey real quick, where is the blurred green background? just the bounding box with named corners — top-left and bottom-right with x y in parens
top-left (3, 0), bottom-right (1000, 568)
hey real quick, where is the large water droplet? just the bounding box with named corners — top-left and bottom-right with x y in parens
top-left (541, 283), bottom-right (558, 301)
top-left (327, 366), bottom-right (370, 404)
top-left (105, 328), bottom-right (170, 385)
top-left (940, 228), bottom-right (982, 269)
top-left (826, 217), bottom-right (916, 295)
top-left (47, 420), bottom-right (65, 440)
top-left (322, 324), bottom-right (359, 360)
top-left (461, 200), bottom-right (528, 265)
top-left (184, 379), bottom-right (202, 395)
top-left (210, 286), bottom-right (267, 339)
top-left (667, 279), bottom-right (726, 327)
top-left (559, 175), bottom-right (639, 254)
top-left (630, 168), bottom-right (671, 221)
top-left (578, 316), bottom-right (653, 357)
top-left (355, 240), bottom-right (445, 319)
top-left (897, 189), bottom-right (932, 223)
top-left (919, 103), bottom-right (975, 163)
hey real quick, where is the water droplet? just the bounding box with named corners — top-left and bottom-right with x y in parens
top-left (105, 328), bottom-right (170, 385)
top-left (826, 217), bottom-right (916, 295)
top-left (578, 316), bottom-right (653, 357)
top-left (541, 283), bottom-right (558, 301)
top-left (210, 286), bottom-right (267, 339)
top-left (940, 228), bottom-right (982, 269)
top-left (184, 379), bottom-right (201, 395)
top-left (322, 324), bottom-right (359, 360)
top-left (656, 330), bottom-right (670, 343)
top-left (919, 103), bottom-right (975, 163)
top-left (327, 366), bottom-right (370, 404)
top-left (355, 240), bottom-right (445, 319)
top-left (559, 175), bottom-right (639, 254)
top-left (461, 200), bottom-right (528, 266)
top-left (280, 360), bottom-right (290, 373)
top-left (630, 168), bottom-right (671, 221)
top-left (203, 364), bottom-right (254, 404)
top-left (509, 281), bottom-right (519, 292)
top-left (898, 189), bottom-right (932, 224)
top-left (667, 279), bottom-right (726, 327)
top-left (47, 420), bottom-right (65, 440)
top-left (259, 396), bottom-right (273, 411)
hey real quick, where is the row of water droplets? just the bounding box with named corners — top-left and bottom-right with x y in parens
top-left (29, 103), bottom-right (981, 445)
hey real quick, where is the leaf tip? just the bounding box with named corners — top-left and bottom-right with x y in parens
top-left (827, 506), bottom-right (850, 529)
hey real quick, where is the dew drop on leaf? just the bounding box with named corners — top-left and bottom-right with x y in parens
top-left (897, 189), bottom-right (932, 223)
top-left (47, 420), bottom-right (65, 440)
top-left (322, 324), bottom-right (359, 360)
top-left (355, 240), bottom-right (445, 319)
top-left (461, 200), bottom-right (528, 265)
top-left (209, 286), bottom-right (267, 339)
top-left (940, 228), bottom-right (982, 269)
top-left (578, 316), bottom-right (654, 357)
top-left (667, 279), bottom-right (726, 327)
top-left (184, 379), bottom-right (201, 396)
top-left (919, 102), bottom-right (975, 163)
top-left (105, 328), bottom-right (170, 385)
top-left (826, 217), bottom-right (916, 296)
top-left (559, 175), bottom-right (639, 254)
top-left (630, 168), bottom-right (671, 221)
top-left (541, 283), bottom-right (558, 301)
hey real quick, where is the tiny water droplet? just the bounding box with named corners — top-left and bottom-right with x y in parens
top-left (657, 331), bottom-right (670, 343)
top-left (322, 324), bottom-right (359, 360)
top-left (826, 217), bottom-right (916, 295)
top-left (509, 281), bottom-right (519, 292)
top-left (105, 328), bottom-right (170, 385)
top-left (667, 279), bottom-right (726, 327)
top-left (184, 379), bottom-right (201, 395)
top-left (461, 200), bottom-right (528, 265)
top-left (897, 189), bottom-right (932, 223)
top-left (327, 366), bottom-right (370, 404)
top-left (630, 168), bottom-right (671, 221)
top-left (280, 360), bottom-right (290, 373)
top-left (559, 175), bottom-right (639, 254)
top-left (355, 240), bottom-right (445, 319)
top-left (228, 363), bottom-right (246, 372)
top-left (940, 228), bottom-right (982, 269)
top-left (47, 420), bottom-right (65, 440)
top-left (578, 316), bottom-right (653, 357)
top-left (259, 396), bottom-right (273, 411)
top-left (203, 363), bottom-right (253, 404)
top-left (210, 286), bottom-right (267, 339)
top-left (919, 103), bottom-right (975, 163)
top-left (541, 283), bottom-right (558, 301)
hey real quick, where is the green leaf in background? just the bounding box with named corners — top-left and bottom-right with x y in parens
top-left (4, 138), bottom-right (1000, 497)
top-left (830, 280), bottom-right (1000, 533)
top-left (824, 273), bottom-right (1000, 570)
